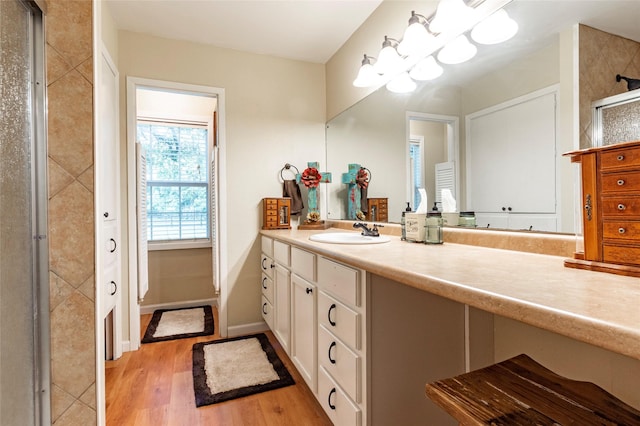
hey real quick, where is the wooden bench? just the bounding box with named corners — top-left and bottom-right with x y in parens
top-left (425, 354), bottom-right (640, 425)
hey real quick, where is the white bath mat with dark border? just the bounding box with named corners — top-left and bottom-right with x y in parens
top-left (142, 305), bottom-right (214, 343)
top-left (192, 333), bottom-right (295, 407)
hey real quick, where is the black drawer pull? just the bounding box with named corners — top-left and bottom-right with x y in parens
top-left (617, 203), bottom-right (626, 211)
top-left (328, 388), bottom-right (336, 410)
top-left (328, 341), bottom-right (337, 364)
top-left (262, 277), bottom-right (267, 289)
top-left (619, 227), bottom-right (626, 234)
top-left (110, 281), bottom-right (117, 296)
top-left (262, 258), bottom-right (267, 271)
top-left (328, 303), bottom-right (337, 326)
top-left (262, 303), bottom-right (268, 315)
top-left (109, 238), bottom-right (117, 253)
top-left (617, 179), bottom-right (625, 186)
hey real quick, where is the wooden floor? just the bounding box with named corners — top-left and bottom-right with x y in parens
top-left (105, 308), bottom-right (332, 425)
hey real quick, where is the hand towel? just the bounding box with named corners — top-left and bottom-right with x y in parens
top-left (283, 180), bottom-right (304, 215)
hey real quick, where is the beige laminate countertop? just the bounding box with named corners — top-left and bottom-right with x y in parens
top-left (260, 227), bottom-right (640, 361)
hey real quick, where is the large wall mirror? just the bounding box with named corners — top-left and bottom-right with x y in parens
top-left (325, 0), bottom-right (640, 234)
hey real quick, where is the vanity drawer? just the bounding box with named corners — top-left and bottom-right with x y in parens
top-left (291, 247), bottom-right (316, 282)
top-left (318, 291), bottom-right (360, 350)
top-left (273, 240), bottom-right (290, 266)
top-left (603, 221), bottom-right (640, 241)
top-left (600, 147), bottom-right (640, 171)
top-left (261, 254), bottom-right (274, 279)
top-left (318, 365), bottom-right (361, 426)
top-left (600, 196), bottom-right (640, 218)
top-left (318, 257), bottom-right (360, 306)
top-left (261, 236), bottom-right (273, 257)
top-left (603, 244), bottom-right (640, 266)
top-left (319, 325), bottom-right (361, 403)
top-left (261, 273), bottom-right (274, 302)
top-left (601, 171), bottom-right (640, 193)
top-left (261, 295), bottom-right (274, 330)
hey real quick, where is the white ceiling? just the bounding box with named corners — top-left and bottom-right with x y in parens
top-left (106, 0), bottom-right (640, 72)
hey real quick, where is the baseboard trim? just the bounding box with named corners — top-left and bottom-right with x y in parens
top-left (227, 321), bottom-right (269, 337)
top-left (140, 298), bottom-right (218, 315)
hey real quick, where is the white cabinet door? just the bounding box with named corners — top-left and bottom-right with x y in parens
top-left (274, 264), bottom-right (291, 354)
top-left (467, 89), bottom-right (557, 214)
top-left (291, 273), bottom-right (317, 392)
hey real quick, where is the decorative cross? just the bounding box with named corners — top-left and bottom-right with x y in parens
top-left (297, 161), bottom-right (332, 225)
top-left (342, 163), bottom-right (367, 220)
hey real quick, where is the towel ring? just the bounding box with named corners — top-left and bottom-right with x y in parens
top-left (280, 163), bottom-right (300, 181)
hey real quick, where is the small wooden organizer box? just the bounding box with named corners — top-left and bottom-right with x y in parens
top-left (365, 197), bottom-right (388, 222)
top-left (564, 140), bottom-right (640, 277)
top-left (262, 197), bottom-right (291, 230)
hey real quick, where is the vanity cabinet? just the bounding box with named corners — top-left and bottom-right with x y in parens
top-left (261, 237), bottom-right (292, 353)
top-left (290, 246), bottom-right (318, 391)
top-left (260, 238), bottom-right (275, 329)
top-left (291, 272), bottom-right (317, 391)
top-left (260, 238), bottom-right (367, 425)
top-left (316, 257), bottom-right (366, 426)
top-left (565, 140), bottom-right (640, 276)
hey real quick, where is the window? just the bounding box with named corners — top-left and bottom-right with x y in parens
top-left (137, 121), bottom-right (209, 243)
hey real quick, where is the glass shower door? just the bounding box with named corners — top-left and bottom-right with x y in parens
top-left (0, 1), bottom-right (49, 425)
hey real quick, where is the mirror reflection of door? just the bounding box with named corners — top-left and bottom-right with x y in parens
top-left (407, 114), bottom-right (457, 213)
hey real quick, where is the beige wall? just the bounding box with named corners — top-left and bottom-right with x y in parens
top-left (117, 31), bottom-right (327, 329)
top-left (579, 25), bottom-right (640, 149)
top-left (326, 1), bottom-right (435, 120)
top-left (46, 0), bottom-right (97, 424)
top-left (143, 249), bottom-right (215, 306)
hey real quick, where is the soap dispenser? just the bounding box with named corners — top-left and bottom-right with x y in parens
top-left (401, 202), bottom-right (411, 241)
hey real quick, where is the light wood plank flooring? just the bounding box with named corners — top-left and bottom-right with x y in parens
top-left (105, 308), bottom-right (332, 425)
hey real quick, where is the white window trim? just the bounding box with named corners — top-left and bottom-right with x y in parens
top-left (148, 239), bottom-right (211, 251)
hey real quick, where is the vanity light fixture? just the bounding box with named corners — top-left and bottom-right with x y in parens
top-left (353, 54), bottom-right (383, 88)
top-left (397, 11), bottom-right (435, 57)
top-left (437, 35), bottom-right (477, 64)
top-left (352, 0), bottom-right (515, 93)
top-left (409, 56), bottom-right (443, 81)
top-left (374, 36), bottom-right (403, 75)
top-left (429, 0), bottom-right (475, 34)
top-left (386, 71), bottom-right (417, 94)
top-left (470, 9), bottom-right (518, 44)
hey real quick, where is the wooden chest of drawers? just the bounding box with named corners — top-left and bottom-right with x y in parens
top-left (262, 197), bottom-right (291, 230)
top-left (365, 198), bottom-right (388, 222)
top-left (564, 140), bottom-right (640, 277)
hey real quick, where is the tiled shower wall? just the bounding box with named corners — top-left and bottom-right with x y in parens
top-left (46, 1), bottom-right (96, 424)
top-left (579, 25), bottom-right (640, 149)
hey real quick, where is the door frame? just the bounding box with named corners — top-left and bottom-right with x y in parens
top-left (405, 112), bottom-right (460, 209)
top-left (124, 77), bottom-right (228, 351)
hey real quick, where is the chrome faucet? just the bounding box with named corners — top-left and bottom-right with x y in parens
top-left (353, 222), bottom-right (382, 237)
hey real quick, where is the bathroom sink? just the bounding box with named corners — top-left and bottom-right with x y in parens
top-left (309, 232), bottom-right (391, 244)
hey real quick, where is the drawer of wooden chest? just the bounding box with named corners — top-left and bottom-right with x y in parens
top-left (601, 196), bottom-right (640, 218)
top-left (601, 171), bottom-right (640, 193)
top-left (603, 244), bottom-right (640, 266)
top-left (601, 147), bottom-right (640, 170)
top-left (603, 221), bottom-right (640, 241)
